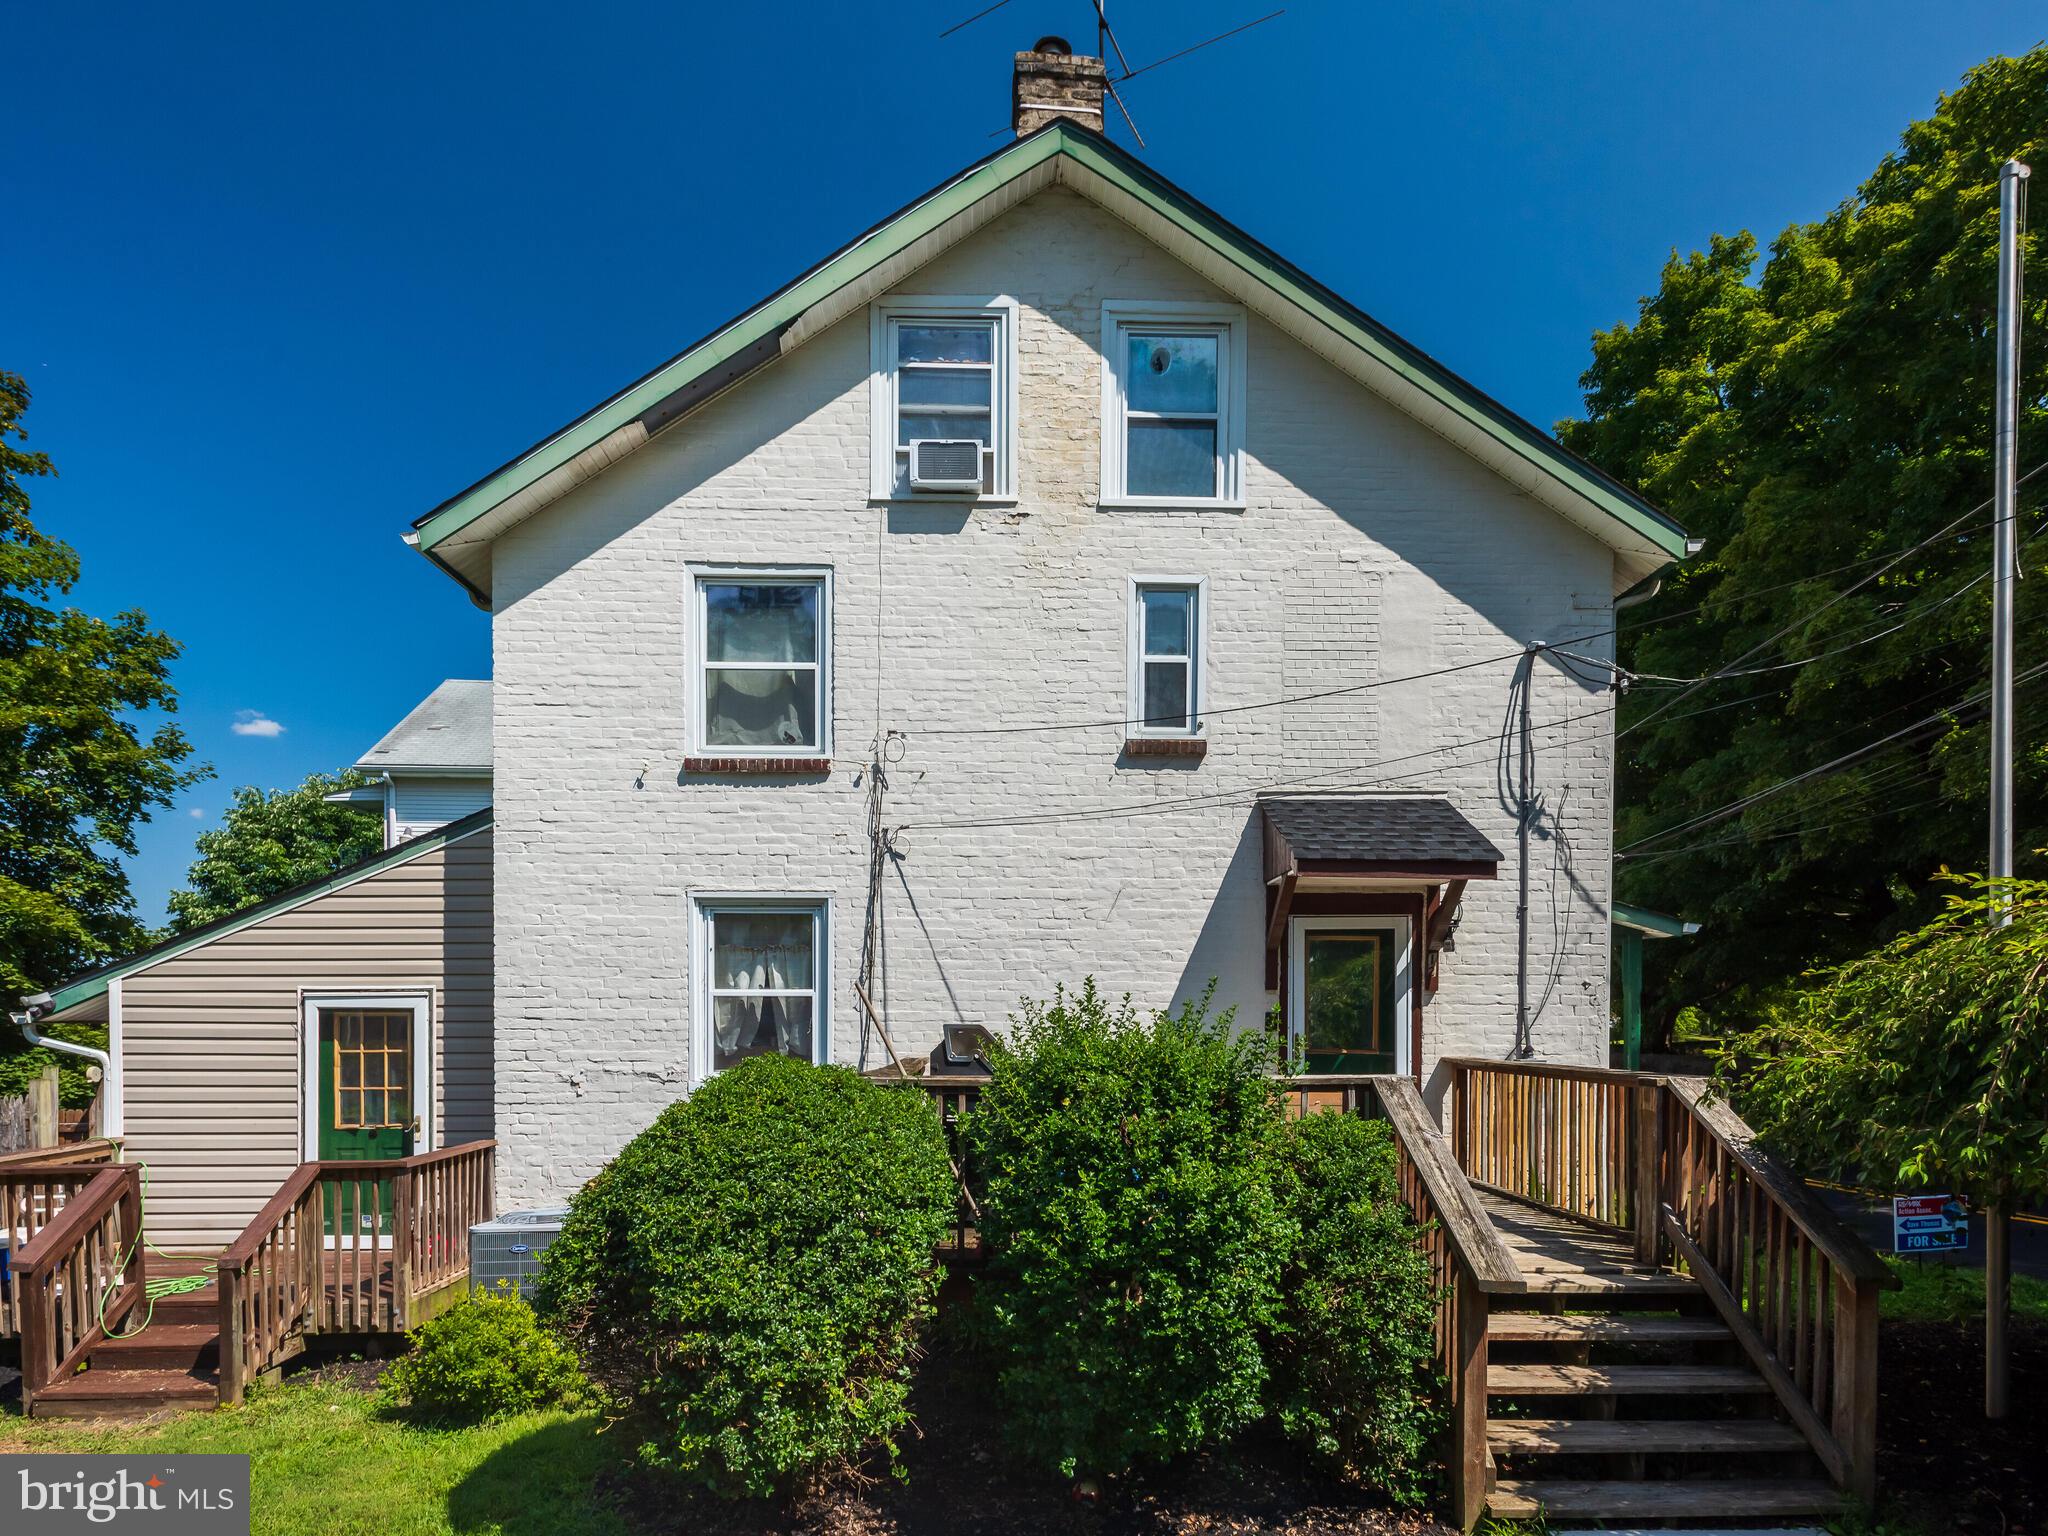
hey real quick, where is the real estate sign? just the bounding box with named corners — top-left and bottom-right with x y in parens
top-left (1892, 1194), bottom-right (1968, 1254)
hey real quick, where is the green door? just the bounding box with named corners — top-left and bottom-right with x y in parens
top-left (317, 1008), bottom-right (416, 1237)
top-left (1299, 927), bottom-right (1400, 1075)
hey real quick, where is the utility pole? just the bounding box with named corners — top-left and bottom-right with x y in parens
top-left (1986, 155), bottom-right (2028, 1421)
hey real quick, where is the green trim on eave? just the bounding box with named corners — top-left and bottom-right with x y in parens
top-left (413, 130), bottom-right (1070, 555)
top-left (412, 121), bottom-right (1686, 569)
top-left (1612, 900), bottom-right (1698, 939)
top-left (1050, 133), bottom-right (1689, 560)
top-left (41, 811), bottom-right (495, 1015)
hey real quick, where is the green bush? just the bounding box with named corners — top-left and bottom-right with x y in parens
top-left (535, 1054), bottom-right (956, 1497)
top-left (1266, 1110), bottom-right (1442, 1500)
top-left (378, 1286), bottom-right (585, 1423)
top-left (964, 980), bottom-right (1292, 1478)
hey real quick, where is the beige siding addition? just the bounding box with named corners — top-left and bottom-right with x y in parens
top-left (119, 828), bottom-right (493, 1251)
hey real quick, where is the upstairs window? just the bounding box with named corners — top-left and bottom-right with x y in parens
top-left (1128, 577), bottom-right (1205, 736)
top-left (1101, 302), bottom-right (1247, 506)
top-left (870, 298), bottom-right (1018, 499)
top-left (692, 571), bottom-right (830, 756)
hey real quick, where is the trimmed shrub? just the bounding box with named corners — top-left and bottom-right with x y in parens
top-left (964, 980), bottom-right (1292, 1478)
top-left (378, 1286), bottom-right (586, 1422)
top-left (535, 1054), bottom-right (956, 1497)
top-left (1266, 1110), bottom-right (1442, 1500)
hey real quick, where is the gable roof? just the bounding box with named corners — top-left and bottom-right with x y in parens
top-left (409, 121), bottom-right (1691, 603)
top-left (355, 678), bottom-right (492, 775)
top-left (32, 810), bottom-right (493, 1020)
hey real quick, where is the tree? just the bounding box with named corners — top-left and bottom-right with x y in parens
top-left (1558, 51), bottom-right (2048, 1046)
top-left (1725, 866), bottom-right (2048, 1418)
top-left (166, 770), bottom-right (384, 932)
top-left (0, 370), bottom-right (205, 1001)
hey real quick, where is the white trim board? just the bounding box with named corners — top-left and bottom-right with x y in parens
top-left (298, 991), bottom-right (435, 1163)
top-left (1286, 913), bottom-right (1412, 1076)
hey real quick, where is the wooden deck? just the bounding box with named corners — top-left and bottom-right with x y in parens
top-left (1477, 1190), bottom-right (1699, 1296)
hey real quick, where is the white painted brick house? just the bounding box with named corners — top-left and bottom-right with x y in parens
top-left (30, 42), bottom-right (1689, 1228)
top-left (414, 44), bottom-right (1688, 1206)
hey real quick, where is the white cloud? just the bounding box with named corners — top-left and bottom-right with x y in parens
top-left (187, 807), bottom-right (206, 819)
top-left (231, 710), bottom-right (286, 738)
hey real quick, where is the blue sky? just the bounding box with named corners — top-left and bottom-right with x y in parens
top-left (9, 0), bottom-right (2044, 928)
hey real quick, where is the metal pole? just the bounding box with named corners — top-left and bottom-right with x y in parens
top-left (1991, 159), bottom-right (2028, 921)
top-left (1986, 156), bottom-right (2028, 1423)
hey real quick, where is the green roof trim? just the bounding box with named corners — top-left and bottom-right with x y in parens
top-left (412, 121), bottom-right (1687, 576)
top-left (40, 810), bottom-right (494, 1016)
top-left (1612, 901), bottom-right (1701, 939)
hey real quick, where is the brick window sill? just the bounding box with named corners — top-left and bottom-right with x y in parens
top-left (682, 756), bottom-right (832, 776)
top-left (1121, 737), bottom-right (1207, 760)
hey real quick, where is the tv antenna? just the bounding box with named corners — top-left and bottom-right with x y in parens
top-left (940, 2), bottom-right (1287, 147)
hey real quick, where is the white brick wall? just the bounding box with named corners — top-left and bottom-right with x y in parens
top-left (489, 187), bottom-right (1619, 1207)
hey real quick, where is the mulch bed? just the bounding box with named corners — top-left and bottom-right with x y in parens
top-left (1877, 1316), bottom-right (2047, 1534)
top-left (602, 1341), bottom-right (1453, 1536)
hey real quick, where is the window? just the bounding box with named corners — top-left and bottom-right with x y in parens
top-left (869, 297), bottom-right (1018, 499)
top-left (693, 898), bottom-right (829, 1080)
top-left (1128, 577), bottom-right (1206, 735)
top-left (692, 570), bottom-right (830, 756)
top-left (1101, 302), bottom-right (1247, 506)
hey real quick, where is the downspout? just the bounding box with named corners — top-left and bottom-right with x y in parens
top-left (10, 998), bottom-right (114, 1103)
top-left (1514, 647), bottom-right (1536, 1059)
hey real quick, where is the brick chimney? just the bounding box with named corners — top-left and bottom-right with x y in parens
top-left (1012, 36), bottom-right (1106, 137)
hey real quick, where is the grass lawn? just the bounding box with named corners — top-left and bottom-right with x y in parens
top-left (0, 1380), bottom-right (634, 1536)
top-left (1881, 1255), bottom-right (2048, 1323)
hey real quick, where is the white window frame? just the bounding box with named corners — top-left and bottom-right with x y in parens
top-left (689, 565), bottom-right (833, 759)
top-left (1100, 300), bottom-right (1248, 509)
top-left (869, 296), bottom-right (1020, 502)
top-left (1286, 915), bottom-right (1412, 1077)
top-left (690, 893), bottom-right (832, 1085)
top-left (1126, 574), bottom-right (1208, 737)
top-left (298, 990), bottom-right (434, 1163)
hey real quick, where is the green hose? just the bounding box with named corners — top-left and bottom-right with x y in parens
top-left (96, 1161), bottom-right (216, 1340)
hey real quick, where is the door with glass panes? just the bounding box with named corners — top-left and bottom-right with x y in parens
top-left (316, 1005), bottom-right (419, 1237)
top-left (1286, 916), bottom-right (1410, 1075)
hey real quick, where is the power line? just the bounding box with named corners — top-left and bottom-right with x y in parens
top-left (1618, 460), bottom-right (2048, 742)
top-left (937, 0), bottom-right (1015, 39)
top-left (1618, 657), bottom-right (2048, 857)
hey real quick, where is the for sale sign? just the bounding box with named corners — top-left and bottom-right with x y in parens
top-left (1893, 1194), bottom-right (1969, 1254)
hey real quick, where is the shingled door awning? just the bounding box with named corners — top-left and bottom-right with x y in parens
top-left (1260, 795), bottom-right (1503, 992)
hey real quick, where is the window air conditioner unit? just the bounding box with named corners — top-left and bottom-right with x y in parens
top-left (908, 438), bottom-right (983, 492)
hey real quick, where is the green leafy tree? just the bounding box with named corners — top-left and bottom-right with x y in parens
top-left (1559, 51), bottom-right (2048, 1046)
top-left (1725, 866), bottom-right (2048, 1418)
top-left (166, 769), bottom-right (384, 932)
top-left (0, 370), bottom-right (205, 1000)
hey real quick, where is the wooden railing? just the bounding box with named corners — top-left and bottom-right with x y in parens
top-left (217, 1140), bottom-right (496, 1405)
top-left (1445, 1057), bottom-right (1892, 1503)
top-left (1448, 1058), bottom-right (1660, 1246)
top-left (2, 1153), bottom-right (126, 1341)
top-left (912, 1078), bottom-right (985, 1254)
top-left (1284, 1075), bottom-right (1524, 1530)
top-left (0, 1137), bottom-right (121, 1171)
top-left (10, 1163), bottom-right (143, 1412)
top-left (1659, 1076), bottom-right (1890, 1502)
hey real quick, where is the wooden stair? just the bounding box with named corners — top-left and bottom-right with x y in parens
top-left (1479, 1193), bottom-right (1844, 1525)
top-left (27, 1285), bottom-right (223, 1420)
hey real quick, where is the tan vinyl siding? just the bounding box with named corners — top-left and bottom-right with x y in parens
top-left (120, 828), bottom-right (492, 1251)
